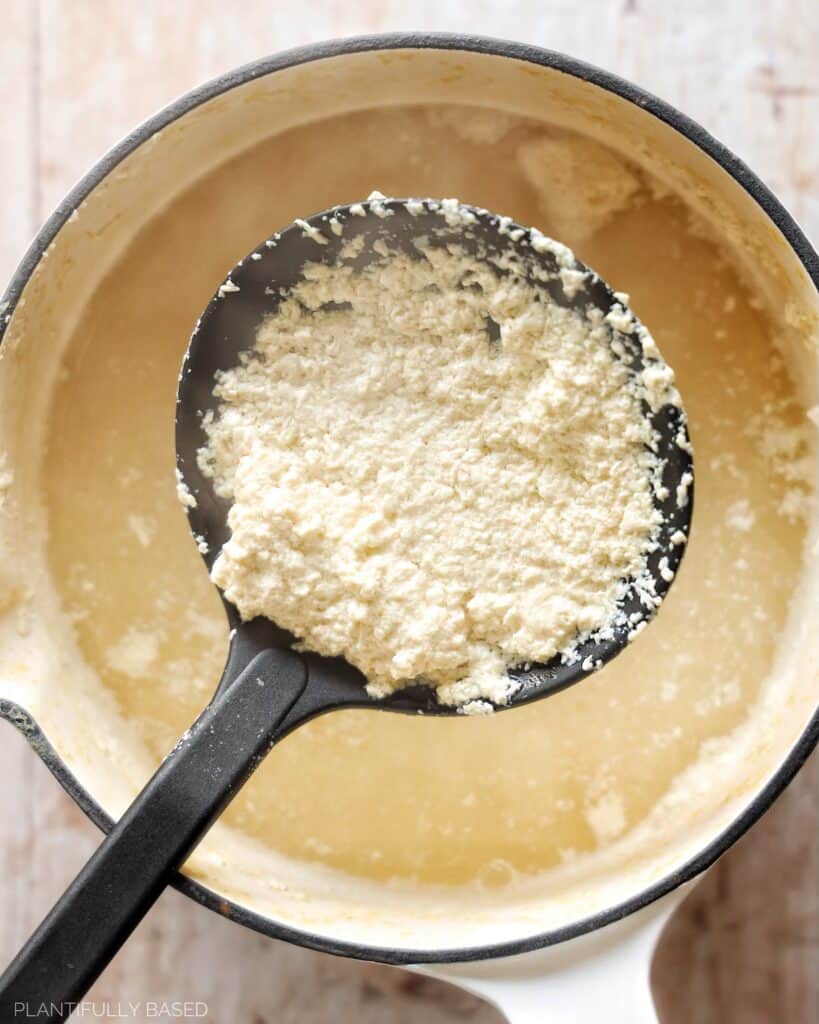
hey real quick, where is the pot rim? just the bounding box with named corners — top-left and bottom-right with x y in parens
top-left (1, 31), bottom-right (818, 965)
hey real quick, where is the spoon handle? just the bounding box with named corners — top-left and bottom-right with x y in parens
top-left (0, 644), bottom-right (307, 1020)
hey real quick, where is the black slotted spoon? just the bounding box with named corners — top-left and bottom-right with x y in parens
top-left (0, 198), bottom-right (692, 1019)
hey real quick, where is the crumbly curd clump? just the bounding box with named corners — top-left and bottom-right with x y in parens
top-left (199, 213), bottom-right (666, 706)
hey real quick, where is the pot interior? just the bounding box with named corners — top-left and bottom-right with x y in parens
top-left (0, 44), bottom-right (817, 955)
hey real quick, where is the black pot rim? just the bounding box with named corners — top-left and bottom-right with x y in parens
top-left (1, 32), bottom-right (818, 966)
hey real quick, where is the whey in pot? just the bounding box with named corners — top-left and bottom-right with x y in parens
top-left (43, 108), bottom-right (814, 886)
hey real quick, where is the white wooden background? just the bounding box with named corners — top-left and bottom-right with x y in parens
top-left (0, 2), bottom-right (817, 1021)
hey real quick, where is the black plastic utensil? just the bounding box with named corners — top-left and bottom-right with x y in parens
top-left (0, 198), bottom-right (692, 1019)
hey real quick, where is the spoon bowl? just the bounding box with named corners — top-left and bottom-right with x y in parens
top-left (176, 196), bottom-right (694, 712)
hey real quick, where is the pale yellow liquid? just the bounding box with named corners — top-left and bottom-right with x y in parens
top-left (44, 107), bottom-right (810, 886)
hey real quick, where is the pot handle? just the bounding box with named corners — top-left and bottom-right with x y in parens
top-left (421, 891), bottom-right (682, 1024)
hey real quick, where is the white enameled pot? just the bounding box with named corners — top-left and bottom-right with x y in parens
top-left (0, 35), bottom-right (817, 1022)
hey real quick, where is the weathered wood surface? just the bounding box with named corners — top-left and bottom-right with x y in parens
top-left (0, 2), bottom-right (817, 1021)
